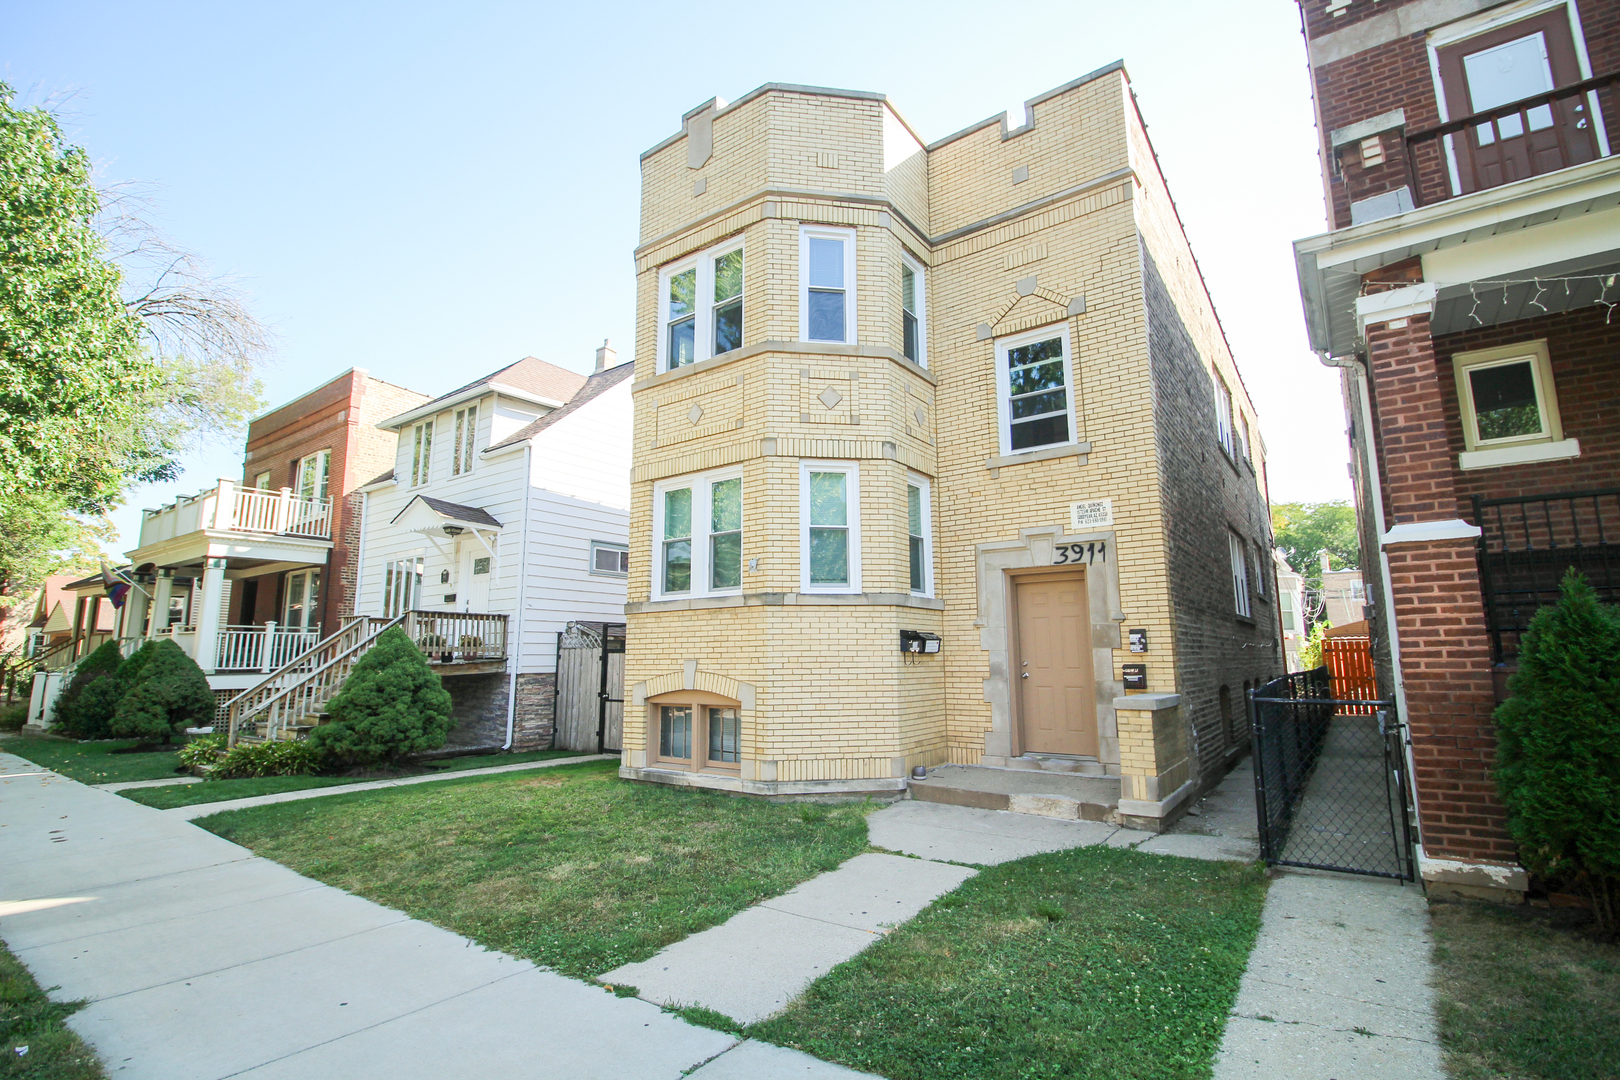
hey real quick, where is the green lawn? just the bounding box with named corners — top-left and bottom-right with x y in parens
top-left (197, 760), bottom-right (871, 978)
top-left (119, 749), bottom-right (592, 809)
top-left (0, 940), bottom-right (107, 1079)
top-left (748, 846), bottom-right (1268, 1080)
top-left (1432, 901), bottom-right (1620, 1080)
top-left (0, 737), bottom-right (182, 785)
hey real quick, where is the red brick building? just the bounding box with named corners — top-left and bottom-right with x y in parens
top-left (1293, 0), bottom-right (1620, 900)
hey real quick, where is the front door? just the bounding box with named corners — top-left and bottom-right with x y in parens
top-left (1015, 572), bottom-right (1097, 757)
top-left (282, 568), bottom-right (320, 631)
top-left (459, 542), bottom-right (492, 612)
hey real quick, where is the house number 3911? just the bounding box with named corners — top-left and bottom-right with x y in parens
top-left (1053, 541), bottom-right (1106, 565)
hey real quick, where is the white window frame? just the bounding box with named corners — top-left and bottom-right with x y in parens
top-left (657, 237), bottom-right (746, 372)
top-left (650, 467), bottom-right (745, 600)
top-left (1213, 372), bottom-right (1235, 460)
top-left (799, 225), bottom-right (857, 344)
top-left (409, 420), bottom-right (434, 487)
top-left (1229, 532), bottom-right (1252, 618)
top-left (382, 556), bottom-right (422, 618)
top-left (254, 471), bottom-right (272, 490)
top-left (452, 405), bottom-right (478, 476)
top-left (1452, 339), bottom-right (1563, 452)
top-left (590, 540), bottom-right (630, 577)
top-left (906, 472), bottom-right (934, 597)
top-left (900, 251), bottom-right (927, 368)
top-left (800, 460), bottom-right (862, 594)
top-left (993, 322), bottom-right (1077, 457)
top-left (1253, 537), bottom-right (1268, 599)
top-left (296, 449), bottom-right (331, 503)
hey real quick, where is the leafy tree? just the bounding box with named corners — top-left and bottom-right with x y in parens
top-left (0, 82), bottom-right (264, 518)
top-left (1272, 500), bottom-right (1360, 589)
top-left (0, 491), bottom-right (115, 613)
top-left (308, 628), bottom-right (453, 766)
top-left (110, 639), bottom-right (215, 743)
top-left (51, 639), bottom-right (124, 737)
top-left (1495, 570), bottom-right (1620, 931)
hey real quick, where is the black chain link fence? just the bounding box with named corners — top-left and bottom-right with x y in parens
top-left (1247, 670), bottom-right (1413, 881)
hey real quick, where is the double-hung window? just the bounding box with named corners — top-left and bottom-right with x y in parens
top-left (659, 240), bottom-right (745, 372)
top-left (994, 324), bottom-right (1076, 455)
top-left (901, 254), bottom-right (926, 366)
top-left (452, 405), bottom-right (477, 475)
top-left (1229, 532), bottom-right (1251, 618)
top-left (906, 474), bottom-right (933, 595)
top-left (652, 469), bottom-right (744, 599)
top-left (801, 461), bottom-right (861, 593)
top-left (1254, 538), bottom-right (1268, 599)
top-left (1213, 373), bottom-right (1235, 460)
top-left (297, 450), bottom-right (330, 503)
top-left (410, 421), bottom-right (434, 486)
top-left (382, 557), bottom-right (423, 617)
top-left (800, 226), bottom-right (856, 343)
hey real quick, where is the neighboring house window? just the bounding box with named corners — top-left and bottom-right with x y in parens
top-left (659, 240), bottom-right (744, 372)
top-left (907, 474), bottom-right (932, 595)
top-left (591, 541), bottom-right (630, 576)
top-left (650, 691), bottom-right (742, 772)
top-left (1229, 532), bottom-right (1251, 618)
top-left (1452, 339), bottom-right (1564, 452)
top-left (801, 461), bottom-right (861, 593)
top-left (410, 421), bottom-right (434, 486)
top-left (383, 557), bottom-right (422, 617)
top-left (297, 450), bottom-right (331, 503)
top-left (652, 469), bottom-right (744, 599)
top-left (995, 324), bottom-right (1075, 455)
top-left (1351, 581), bottom-right (1366, 600)
top-left (254, 471), bottom-right (272, 490)
top-left (452, 405), bottom-right (478, 475)
top-left (1280, 590), bottom-right (1298, 632)
top-left (1213, 372), bottom-right (1235, 460)
top-left (901, 255), bottom-right (926, 366)
top-left (800, 226), bottom-right (856, 343)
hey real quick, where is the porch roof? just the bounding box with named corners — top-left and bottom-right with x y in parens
top-left (391, 495), bottom-right (503, 535)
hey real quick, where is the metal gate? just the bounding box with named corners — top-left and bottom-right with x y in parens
top-left (554, 622), bottom-right (625, 753)
top-left (1247, 669), bottom-right (1414, 881)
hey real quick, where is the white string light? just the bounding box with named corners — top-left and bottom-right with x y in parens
top-left (1358, 271), bottom-right (1620, 328)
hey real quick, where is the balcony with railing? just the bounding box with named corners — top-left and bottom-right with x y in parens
top-left (133, 478), bottom-right (333, 565)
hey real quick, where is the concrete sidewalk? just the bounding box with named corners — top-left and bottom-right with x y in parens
top-left (0, 752), bottom-right (866, 1079)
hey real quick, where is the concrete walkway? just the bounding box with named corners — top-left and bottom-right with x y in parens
top-left (0, 752), bottom-right (866, 1079)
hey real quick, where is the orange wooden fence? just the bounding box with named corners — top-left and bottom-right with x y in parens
top-left (1322, 635), bottom-right (1379, 712)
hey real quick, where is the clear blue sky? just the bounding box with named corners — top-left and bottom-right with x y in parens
top-left (6, 0), bottom-right (1348, 551)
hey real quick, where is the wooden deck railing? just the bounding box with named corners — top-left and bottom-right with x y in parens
top-left (225, 616), bottom-right (394, 744)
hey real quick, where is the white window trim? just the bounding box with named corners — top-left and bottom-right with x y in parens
top-left (297, 449), bottom-right (331, 502)
top-left (650, 468), bottom-right (744, 600)
top-left (1229, 532), bottom-right (1252, 618)
top-left (906, 471), bottom-right (934, 597)
top-left (657, 237), bottom-right (745, 372)
top-left (1452, 338), bottom-right (1563, 454)
top-left (993, 322), bottom-right (1077, 458)
top-left (409, 420), bottom-right (434, 487)
top-left (799, 225), bottom-right (857, 345)
top-left (590, 540), bottom-right (630, 578)
top-left (800, 460), bottom-right (862, 594)
top-left (1213, 372), bottom-right (1235, 460)
top-left (452, 405), bottom-right (478, 476)
top-left (900, 250), bottom-right (927, 368)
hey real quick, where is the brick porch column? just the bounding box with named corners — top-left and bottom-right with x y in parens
top-left (1358, 287), bottom-right (1524, 897)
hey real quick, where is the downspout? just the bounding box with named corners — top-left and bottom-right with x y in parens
top-left (502, 440), bottom-right (532, 750)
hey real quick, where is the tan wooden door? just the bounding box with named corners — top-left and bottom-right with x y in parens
top-left (1016, 573), bottom-right (1097, 757)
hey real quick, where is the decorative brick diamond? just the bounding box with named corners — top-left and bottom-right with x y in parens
top-left (818, 386), bottom-right (843, 410)
top-left (688, 404), bottom-right (704, 425)
top-left (914, 406), bottom-right (927, 426)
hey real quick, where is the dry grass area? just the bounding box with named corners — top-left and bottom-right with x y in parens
top-left (1431, 901), bottom-right (1620, 1080)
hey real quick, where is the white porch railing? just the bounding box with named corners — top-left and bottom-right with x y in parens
top-left (215, 623), bottom-right (324, 672)
top-left (138, 479), bottom-right (333, 548)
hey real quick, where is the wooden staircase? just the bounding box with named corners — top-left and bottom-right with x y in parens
top-left (225, 615), bottom-right (402, 745)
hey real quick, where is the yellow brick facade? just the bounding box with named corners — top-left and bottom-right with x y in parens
top-left (622, 68), bottom-right (1274, 814)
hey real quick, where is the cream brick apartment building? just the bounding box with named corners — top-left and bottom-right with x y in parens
top-left (621, 64), bottom-right (1279, 828)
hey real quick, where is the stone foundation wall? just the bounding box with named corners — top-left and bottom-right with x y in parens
top-left (512, 672), bottom-right (556, 751)
top-left (443, 673), bottom-right (509, 749)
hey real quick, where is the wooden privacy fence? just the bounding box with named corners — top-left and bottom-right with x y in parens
top-left (1323, 635), bottom-right (1378, 714)
top-left (554, 621), bottom-right (624, 753)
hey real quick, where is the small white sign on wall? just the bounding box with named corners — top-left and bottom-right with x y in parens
top-left (1070, 499), bottom-right (1114, 531)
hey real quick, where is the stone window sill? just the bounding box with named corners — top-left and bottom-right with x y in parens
top-left (1458, 438), bottom-right (1580, 471)
top-left (984, 441), bottom-right (1092, 470)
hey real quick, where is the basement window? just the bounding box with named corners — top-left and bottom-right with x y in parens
top-left (648, 690), bottom-right (742, 772)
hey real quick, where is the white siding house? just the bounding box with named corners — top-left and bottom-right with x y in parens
top-left (358, 345), bottom-right (634, 749)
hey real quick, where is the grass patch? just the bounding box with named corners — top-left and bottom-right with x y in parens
top-left (1432, 901), bottom-right (1620, 1080)
top-left (118, 749), bottom-right (591, 809)
top-left (197, 759), bottom-right (870, 978)
top-left (1, 737), bottom-right (182, 785)
top-left (0, 940), bottom-right (106, 1079)
top-left (748, 846), bottom-right (1268, 1080)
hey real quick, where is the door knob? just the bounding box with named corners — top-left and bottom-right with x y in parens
top-left (1021, 672), bottom-right (1030, 678)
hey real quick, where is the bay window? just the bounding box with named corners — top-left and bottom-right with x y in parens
top-left (801, 461), bottom-right (861, 593)
top-left (907, 474), bottom-right (932, 596)
top-left (800, 226), bottom-right (856, 343)
top-left (901, 254), bottom-right (926, 366)
top-left (659, 239), bottom-right (745, 372)
top-left (652, 469), bottom-right (744, 599)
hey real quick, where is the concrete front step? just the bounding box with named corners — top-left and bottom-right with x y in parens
top-left (909, 764), bottom-right (1120, 823)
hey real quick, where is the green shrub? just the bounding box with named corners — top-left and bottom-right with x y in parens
top-left (1299, 618), bottom-right (1331, 670)
top-left (307, 628), bottom-right (453, 766)
top-left (1495, 569), bottom-right (1620, 931)
top-left (52, 639), bottom-right (124, 737)
top-left (0, 701), bottom-right (27, 732)
top-left (212, 739), bottom-right (322, 779)
top-left (110, 639), bottom-right (216, 743)
top-left (177, 733), bottom-right (226, 770)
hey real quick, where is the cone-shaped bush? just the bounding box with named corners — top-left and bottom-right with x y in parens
top-left (110, 639), bottom-right (217, 743)
top-left (1495, 569), bottom-right (1620, 930)
top-left (53, 639), bottom-right (125, 738)
top-left (307, 628), bottom-right (453, 767)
